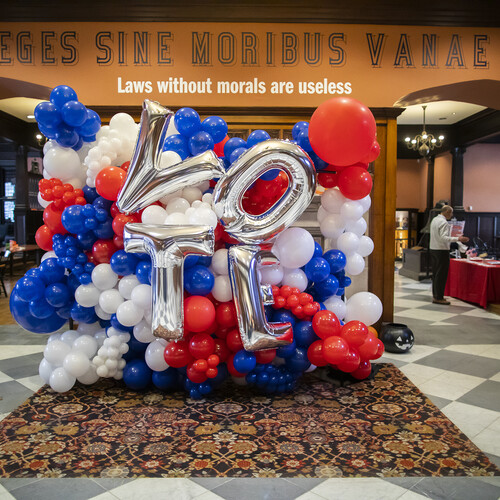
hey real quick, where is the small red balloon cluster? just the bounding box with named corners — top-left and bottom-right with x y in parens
top-left (271, 285), bottom-right (321, 319)
top-left (307, 310), bottom-right (384, 380)
top-left (242, 172), bottom-right (289, 215)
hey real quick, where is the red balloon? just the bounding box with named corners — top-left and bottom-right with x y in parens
top-left (112, 213), bottom-right (140, 236)
top-left (35, 225), bottom-right (54, 251)
top-left (213, 135), bottom-right (229, 157)
top-left (358, 333), bottom-right (380, 360)
top-left (213, 338), bottom-right (230, 362)
top-left (337, 348), bottom-right (361, 373)
top-left (364, 141), bottom-right (380, 163)
top-left (323, 336), bottom-right (349, 365)
top-left (95, 166), bottom-right (127, 201)
top-left (255, 349), bottom-right (276, 364)
top-left (308, 97), bottom-right (376, 167)
top-left (43, 204), bottom-right (67, 234)
top-left (226, 328), bottom-right (244, 352)
top-left (337, 166), bottom-right (373, 200)
top-left (92, 239), bottom-right (116, 264)
top-left (215, 302), bottom-right (238, 328)
top-left (113, 235), bottom-right (124, 249)
top-left (341, 321), bottom-right (369, 348)
top-left (187, 362), bottom-right (208, 383)
top-left (318, 171), bottom-right (338, 189)
top-left (351, 360), bottom-right (372, 380)
top-left (307, 340), bottom-right (328, 367)
top-left (184, 296), bottom-right (216, 333)
top-left (164, 340), bottom-right (193, 368)
top-left (188, 333), bottom-right (215, 359)
top-left (227, 353), bottom-right (246, 377)
top-left (374, 339), bottom-right (385, 359)
top-left (312, 310), bottom-right (341, 339)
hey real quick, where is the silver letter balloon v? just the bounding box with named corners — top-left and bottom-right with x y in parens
top-left (117, 99), bottom-right (317, 350)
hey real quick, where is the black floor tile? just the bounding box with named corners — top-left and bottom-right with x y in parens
top-left (0, 381), bottom-right (35, 414)
top-left (0, 478), bottom-right (41, 492)
top-left (212, 478), bottom-right (308, 500)
top-left (0, 353), bottom-right (43, 378)
top-left (411, 477), bottom-right (500, 500)
top-left (10, 479), bottom-right (107, 500)
top-left (458, 380), bottom-right (500, 412)
top-left (189, 477), bottom-right (233, 490)
top-left (424, 393), bottom-right (452, 410)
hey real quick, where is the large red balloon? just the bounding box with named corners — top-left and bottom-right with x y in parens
top-left (341, 321), bottom-right (369, 348)
top-left (358, 333), bottom-right (380, 360)
top-left (35, 225), bottom-right (54, 251)
top-left (215, 302), bottom-right (238, 328)
top-left (92, 239), bottom-right (116, 264)
top-left (307, 340), bottom-right (328, 367)
top-left (189, 333), bottom-right (215, 359)
top-left (337, 348), bottom-right (361, 373)
top-left (308, 97), bottom-right (377, 167)
top-left (43, 204), bottom-right (67, 234)
top-left (323, 336), bottom-right (349, 365)
top-left (312, 310), bottom-right (341, 339)
top-left (184, 296), bottom-right (216, 333)
top-left (351, 360), bottom-right (372, 380)
top-left (337, 166), bottom-right (373, 200)
top-left (164, 340), bottom-right (193, 368)
top-left (95, 166), bottom-right (127, 201)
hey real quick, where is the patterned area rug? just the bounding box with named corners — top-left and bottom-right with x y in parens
top-left (0, 364), bottom-right (498, 479)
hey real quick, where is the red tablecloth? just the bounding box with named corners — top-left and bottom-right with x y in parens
top-left (445, 259), bottom-right (500, 308)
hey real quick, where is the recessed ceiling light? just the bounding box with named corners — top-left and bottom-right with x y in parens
top-left (439, 117), bottom-right (447, 120)
top-left (27, 115), bottom-right (35, 119)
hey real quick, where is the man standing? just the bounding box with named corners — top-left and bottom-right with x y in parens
top-left (430, 205), bottom-right (469, 305)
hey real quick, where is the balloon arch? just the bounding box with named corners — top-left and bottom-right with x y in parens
top-left (11, 85), bottom-right (384, 399)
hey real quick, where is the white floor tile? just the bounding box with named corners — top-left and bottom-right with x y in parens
top-left (193, 491), bottom-right (225, 500)
top-left (401, 283), bottom-right (432, 290)
top-left (310, 478), bottom-right (410, 500)
top-left (381, 345), bottom-right (440, 363)
top-left (0, 413), bottom-right (10, 422)
top-left (16, 375), bottom-right (44, 392)
top-left (394, 291), bottom-right (413, 297)
top-left (490, 371), bottom-right (500, 382)
top-left (471, 426), bottom-right (500, 456)
top-left (429, 321), bottom-right (457, 326)
top-left (462, 309), bottom-right (500, 320)
top-left (0, 345), bottom-right (45, 361)
top-left (446, 299), bottom-right (476, 308)
top-left (295, 493), bottom-right (327, 500)
top-left (445, 344), bottom-right (500, 360)
top-left (0, 371), bottom-right (14, 384)
top-left (88, 493), bottom-right (119, 500)
top-left (395, 309), bottom-right (458, 322)
top-left (398, 491), bottom-right (432, 500)
top-left (399, 363), bottom-right (445, 386)
top-left (485, 416), bottom-right (500, 433)
top-left (394, 298), bottom-right (429, 309)
top-left (0, 484), bottom-right (16, 500)
top-left (418, 372), bottom-right (484, 401)
top-left (440, 401), bottom-right (500, 438)
top-left (107, 478), bottom-right (208, 500)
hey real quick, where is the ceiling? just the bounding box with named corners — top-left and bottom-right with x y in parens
top-left (396, 101), bottom-right (487, 126)
top-left (0, 98), bottom-right (43, 123)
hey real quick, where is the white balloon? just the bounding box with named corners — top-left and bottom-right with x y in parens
top-left (160, 150), bottom-right (182, 168)
top-left (182, 187), bottom-right (202, 204)
top-left (116, 300), bottom-right (143, 327)
top-left (273, 228), bottom-right (315, 269)
top-left (39, 358), bottom-right (53, 384)
top-left (164, 212), bottom-right (188, 224)
top-left (92, 264), bottom-right (118, 290)
top-left (282, 268), bottom-right (308, 292)
top-left (109, 113), bottom-right (137, 136)
top-left (358, 235), bottom-right (374, 257)
top-left (43, 139), bottom-right (57, 154)
top-left (49, 367), bottom-right (76, 392)
top-left (41, 251), bottom-right (57, 262)
top-left (340, 200), bottom-right (364, 221)
top-left (324, 295), bottom-right (347, 320)
top-left (188, 207), bottom-right (218, 227)
top-left (47, 332), bottom-right (61, 343)
top-left (75, 284), bottom-right (101, 307)
top-left (212, 249), bottom-right (229, 275)
top-left (118, 275), bottom-right (140, 299)
top-left (98, 289), bottom-right (124, 314)
top-left (37, 192), bottom-right (50, 208)
top-left (320, 214), bottom-right (345, 239)
top-left (259, 264), bottom-right (284, 286)
top-left (345, 217), bottom-right (367, 237)
top-left (95, 303), bottom-right (112, 320)
top-left (202, 192), bottom-right (213, 205)
top-left (72, 335), bottom-right (98, 358)
top-left (317, 205), bottom-right (328, 223)
top-left (345, 253), bottom-right (365, 276)
top-left (159, 189), bottom-right (183, 206)
top-left (77, 365), bottom-right (100, 385)
top-left (96, 365), bottom-right (109, 378)
top-left (131, 284), bottom-right (152, 311)
top-left (94, 330), bottom-right (107, 347)
top-left (337, 232), bottom-right (360, 256)
top-left (321, 188), bottom-right (345, 214)
top-left (345, 291), bottom-right (383, 325)
top-left (60, 330), bottom-right (80, 346)
top-left (77, 322), bottom-right (101, 335)
top-left (166, 197), bottom-right (190, 215)
top-left (212, 275), bottom-right (233, 303)
top-left (358, 194), bottom-right (372, 213)
top-left (63, 350), bottom-right (91, 378)
top-left (43, 146), bottom-right (82, 181)
top-left (133, 320), bottom-right (156, 343)
top-left (141, 205), bottom-right (167, 224)
top-left (145, 339), bottom-right (169, 371)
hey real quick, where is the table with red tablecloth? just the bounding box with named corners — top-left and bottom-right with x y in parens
top-left (444, 259), bottom-right (500, 308)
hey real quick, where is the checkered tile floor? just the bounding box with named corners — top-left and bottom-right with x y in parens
top-left (0, 270), bottom-right (499, 499)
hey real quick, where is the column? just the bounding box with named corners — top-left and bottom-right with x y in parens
top-left (451, 146), bottom-right (466, 211)
top-left (426, 155), bottom-right (435, 210)
top-left (14, 145), bottom-right (28, 244)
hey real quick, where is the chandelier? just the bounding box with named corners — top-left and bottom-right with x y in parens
top-left (404, 105), bottom-right (444, 156)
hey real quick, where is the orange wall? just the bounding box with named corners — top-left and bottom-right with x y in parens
top-left (434, 153), bottom-right (452, 205)
top-left (396, 158), bottom-right (427, 210)
top-left (464, 144), bottom-right (500, 212)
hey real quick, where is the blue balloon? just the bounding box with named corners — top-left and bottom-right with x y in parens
top-left (34, 101), bottom-right (62, 128)
top-left (309, 151), bottom-right (329, 171)
top-left (123, 359), bottom-right (152, 390)
top-left (67, 272), bottom-right (81, 293)
top-left (25, 268), bottom-right (44, 280)
top-left (233, 350), bottom-right (257, 373)
top-left (163, 134), bottom-right (189, 159)
top-left (174, 107), bottom-right (202, 138)
top-left (93, 217), bottom-right (114, 239)
top-left (292, 121), bottom-right (308, 140)
top-left (82, 185), bottom-right (99, 203)
top-left (256, 371), bottom-right (269, 386)
top-left (61, 100), bottom-right (87, 127)
top-left (39, 258), bottom-right (66, 284)
top-left (246, 371), bottom-right (257, 384)
top-left (77, 231), bottom-right (97, 250)
top-left (92, 196), bottom-right (113, 212)
top-left (152, 367), bottom-right (178, 391)
top-left (229, 147), bottom-right (247, 164)
top-left (286, 347), bottom-right (311, 373)
top-left (56, 302), bottom-right (73, 319)
top-left (77, 109), bottom-right (101, 136)
top-left (184, 265), bottom-right (214, 296)
top-left (29, 298), bottom-right (55, 319)
top-left (323, 249), bottom-right (346, 273)
top-left (55, 125), bottom-right (79, 148)
top-left (38, 123), bottom-right (58, 140)
top-left (199, 381), bottom-right (212, 395)
top-left (197, 256), bottom-right (212, 267)
top-left (72, 137), bottom-right (84, 151)
top-left (184, 255), bottom-right (199, 269)
top-left (223, 137), bottom-right (246, 159)
top-left (344, 276), bottom-right (352, 287)
top-left (297, 129), bottom-right (312, 152)
top-left (247, 129), bottom-right (271, 148)
top-left (110, 314), bottom-right (134, 333)
top-left (272, 309), bottom-right (296, 327)
top-left (201, 116), bottom-right (228, 143)
top-left (294, 321), bottom-right (318, 348)
top-left (45, 282), bottom-right (71, 307)
top-left (110, 250), bottom-right (139, 276)
top-left (50, 85), bottom-right (78, 109)
top-left (314, 274), bottom-right (339, 298)
top-left (81, 135), bottom-right (96, 143)
top-left (304, 257), bottom-right (330, 283)
top-left (71, 303), bottom-right (97, 324)
top-left (16, 276), bottom-right (46, 302)
top-left (313, 241), bottom-right (323, 258)
top-left (10, 289), bottom-right (66, 333)
top-left (277, 340), bottom-right (296, 359)
top-left (260, 169), bottom-right (280, 181)
top-left (336, 287), bottom-right (345, 296)
top-left (62, 205), bottom-right (85, 234)
top-left (136, 260), bottom-right (152, 284)
top-left (188, 131), bottom-right (214, 156)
